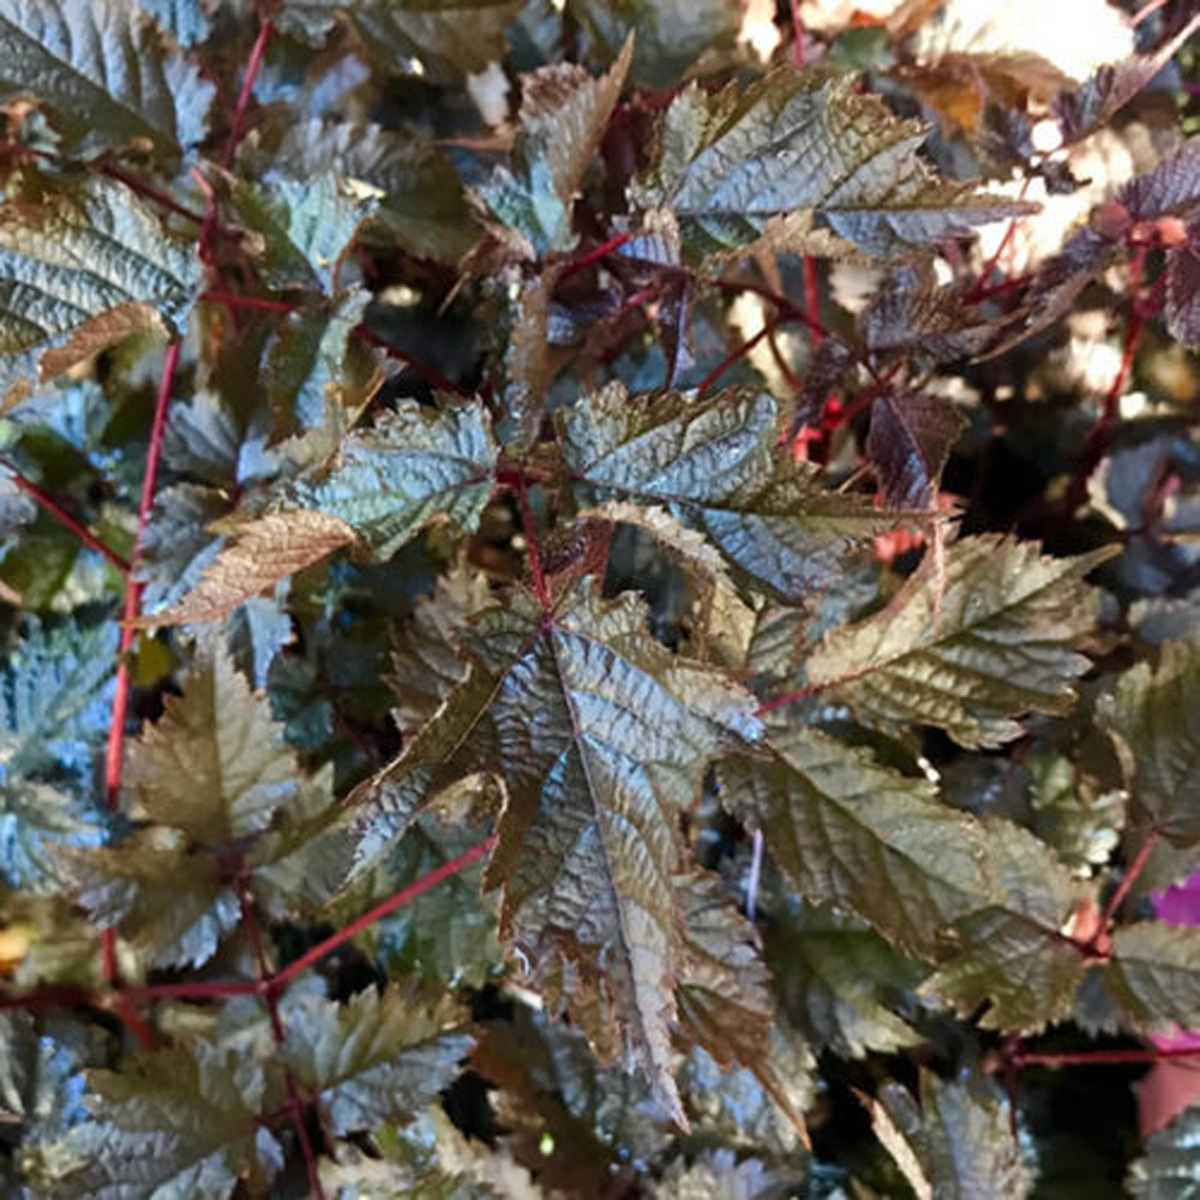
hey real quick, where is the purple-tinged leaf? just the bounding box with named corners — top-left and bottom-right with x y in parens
top-left (867, 392), bottom-right (966, 510)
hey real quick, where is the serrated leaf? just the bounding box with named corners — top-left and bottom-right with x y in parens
top-left (867, 392), bottom-right (966, 510)
top-left (630, 69), bottom-right (1034, 260)
top-left (869, 1069), bottom-right (1029, 1200)
top-left (279, 0), bottom-right (524, 83)
top-left (264, 287), bottom-right (381, 452)
top-left (52, 1036), bottom-right (282, 1199)
top-left (0, 778), bottom-right (97, 893)
top-left (1167, 239), bottom-right (1200, 350)
top-left (354, 580), bottom-right (761, 1124)
top-left (1128, 1104), bottom-right (1200, 1199)
top-left (570, 0), bottom-right (739, 90)
top-left (1109, 642), bottom-right (1200, 847)
top-left (922, 821), bottom-right (1089, 1032)
top-left (137, 482), bottom-right (229, 612)
top-left (721, 727), bottom-right (990, 959)
top-left (125, 638), bottom-right (307, 842)
top-left (232, 172), bottom-right (372, 293)
top-left (0, 180), bottom-right (200, 410)
top-left (563, 384), bottom-right (901, 602)
top-left (331, 813), bottom-right (500, 988)
top-left (767, 902), bottom-right (925, 1059)
top-left (281, 988), bottom-right (471, 1136)
top-left (288, 399), bottom-right (497, 559)
top-left (580, 501), bottom-right (735, 591)
top-left (132, 510), bottom-right (355, 628)
top-left (803, 536), bottom-right (1116, 748)
top-left (269, 119), bottom-right (478, 262)
top-left (0, 618), bottom-right (116, 779)
top-left (387, 563), bottom-right (492, 737)
top-left (481, 38), bottom-right (631, 254)
top-left (655, 1149), bottom-right (790, 1200)
top-left (1101, 923), bottom-right (1200, 1034)
top-left (673, 872), bottom-right (772, 1067)
top-left (61, 827), bottom-right (239, 970)
top-left (0, 0), bottom-right (214, 158)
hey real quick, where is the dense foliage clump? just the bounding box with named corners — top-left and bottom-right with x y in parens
top-left (0, 0), bottom-right (1198, 1194)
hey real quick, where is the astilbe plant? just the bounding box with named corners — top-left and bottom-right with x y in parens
top-left (0, 0), bottom-right (1198, 1195)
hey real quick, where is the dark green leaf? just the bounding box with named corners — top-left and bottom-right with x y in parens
top-left (281, 988), bottom-right (471, 1136)
top-left (1108, 640), bottom-right (1200, 846)
top-left (768, 902), bottom-right (925, 1058)
top-left (279, 0), bottom-right (524, 83)
top-left (869, 1069), bottom-right (1029, 1200)
top-left (721, 727), bottom-right (991, 958)
top-left (1102, 923), bottom-right (1200, 1034)
top-left (922, 821), bottom-right (1090, 1032)
top-left (1128, 1104), bottom-right (1200, 1199)
top-left (480, 38), bottom-right (631, 254)
top-left (804, 537), bottom-right (1116, 748)
top-left (52, 1036), bottom-right (282, 1199)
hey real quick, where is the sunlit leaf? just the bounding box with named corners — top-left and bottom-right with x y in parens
top-left (0, 0), bottom-right (214, 157)
top-left (803, 537), bottom-right (1116, 747)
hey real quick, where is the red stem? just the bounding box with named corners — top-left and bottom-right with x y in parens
top-left (98, 340), bottom-right (180, 1005)
top-left (353, 328), bottom-right (473, 399)
top-left (557, 231), bottom-right (633, 282)
top-left (514, 474), bottom-right (552, 611)
top-left (99, 163), bottom-right (205, 225)
top-left (803, 257), bottom-right (821, 344)
top-left (756, 683), bottom-right (818, 716)
top-left (964, 181), bottom-right (1030, 304)
top-left (8, 472), bottom-right (131, 573)
top-left (103, 342), bottom-right (180, 810)
top-left (238, 875), bottom-right (325, 1200)
top-left (697, 320), bottom-right (779, 395)
top-left (711, 276), bottom-right (832, 342)
top-left (1064, 269), bottom-right (1151, 514)
top-left (1131, 0), bottom-right (1169, 25)
top-left (200, 289), bottom-right (297, 314)
top-left (125, 979), bottom-right (261, 1002)
top-left (223, 18), bottom-right (274, 168)
top-left (1014, 1044), bottom-right (1200, 1069)
top-left (270, 835), bottom-right (497, 992)
top-left (789, 0), bottom-right (805, 66)
top-left (1101, 830), bottom-right (1162, 929)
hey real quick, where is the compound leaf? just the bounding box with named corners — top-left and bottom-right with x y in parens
top-left (353, 580), bottom-right (761, 1124)
top-left (803, 536), bottom-right (1116, 748)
